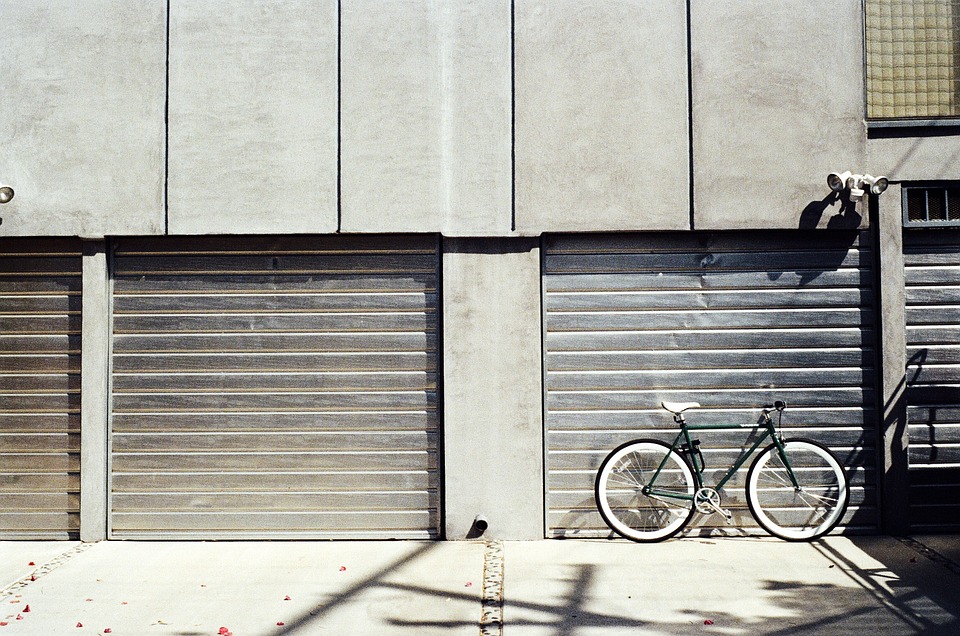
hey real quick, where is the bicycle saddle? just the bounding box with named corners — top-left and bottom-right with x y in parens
top-left (661, 401), bottom-right (701, 414)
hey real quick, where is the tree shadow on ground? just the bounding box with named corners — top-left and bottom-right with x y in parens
top-left (266, 536), bottom-right (959, 636)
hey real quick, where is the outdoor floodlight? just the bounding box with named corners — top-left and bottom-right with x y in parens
top-left (863, 174), bottom-right (889, 196)
top-left (826, 171), bottom-right (888, 200)
top-left (0, 185), bottom-right (13, 204)
top-left (827, 171), bottom-right (851, 192)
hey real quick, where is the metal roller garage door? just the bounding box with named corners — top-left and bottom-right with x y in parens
top-left (0, 239), bottom-right (81, 539)
top-left (543, 232), bottom-right (878, 537)
top-left (903, 229), bottom-right (960, 532)
top-left (109, 236), bottom-right (439, 539)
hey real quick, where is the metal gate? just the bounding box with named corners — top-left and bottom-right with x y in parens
top-left (903, 229), bottom-right (960, 532)
top-left (109, 236), bottom-right (439, 539)
top-left (543, 231), bottom-right (878, 537)
top-left (0, 239), bottom-right (81, 539)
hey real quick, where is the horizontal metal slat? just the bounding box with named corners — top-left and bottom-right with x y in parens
top-left (547, 368), bottom-right (872, 391)
top-left (546, 329), bottom-right (874, 351)
top-left (545, 270), bottom-right (870, 292)
top-left (112, 471), bottom-right (436, 493)
top-left (114, 292), bottom-right (435, 313)
top-left (111, 510), bottom-right (437, 533)
top-left (545, 308), bottom-right (872, 331)
top-left (548, 387), bottom-right (873, 411)
top-left (546, 289), bottom-right (872, 311)
top-left (112, 449), bottom-right (436, 472)
top-left (548, 349), bottom-right (874, 371)
top-left (547, 408), bottom-right (876, 430)
top-left (112, 431), bottom-right (437, 453)
top-left (112, 332), bottom-right (436, 354)
top-left (113, 312), bottom-right (434, 334)
top-left (112, 491), bottom-right (435, 513)
top-left (112, 371), bottom-right (435, 393)
top-left (112, 352), bottom-right (434, 373)
top-left (112, 411), bottom-right (435, 433)
top-left (112, 392), bottom-right (434, 413)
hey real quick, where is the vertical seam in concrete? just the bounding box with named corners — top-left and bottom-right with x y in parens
top-left (163, 0), bottom-right (171, 234)
top-left (510, 0), bottom-right (517, 233)
top-left (336, 0), bottom-right (343, 233)
top-left (539, 235), bottom-right (549, 537)
top-left (104, 240), bottom-right (116, 539)
top-left (686, 0), bottom-right (695, 231)
top-left (435, 234), bottom-right (446, 539)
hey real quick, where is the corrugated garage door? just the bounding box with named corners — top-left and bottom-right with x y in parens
top-left (903, 229), bottom-right (960, 532)
top-left (0, 239), bottom-right (81, 539)
top-left (110, 236), bottom-right (439, 539)
top-left (543, 232), bottom-right (878, 537)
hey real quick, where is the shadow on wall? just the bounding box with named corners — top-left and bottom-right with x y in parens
top-left (798, 191), bottom-right (862, 230)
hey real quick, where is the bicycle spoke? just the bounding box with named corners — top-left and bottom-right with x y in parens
top-left (595, 440), bottom-right (696, 542)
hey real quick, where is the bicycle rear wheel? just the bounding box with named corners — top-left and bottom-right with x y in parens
top-left (746, 438), bottom-right (849, 541)
top-left (595, 439), bottom-right (697, 542)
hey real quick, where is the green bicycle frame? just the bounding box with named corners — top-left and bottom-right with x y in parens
top-left (644, 414), bottom-right (800, 502)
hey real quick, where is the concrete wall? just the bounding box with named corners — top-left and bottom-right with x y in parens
top-left (0, 1), bottom-right (166, 237)
top-left (7, 2), bottom-right (960, 236)
top-left (514, 0), bottom-right (690, 233)
top-left (167, 0), bottom-right (338, 234)
top-left (340, 0), bottom-right (512, 235)
top-left (441, 238), bottom-right (544, 540)
top-left (691, 0), bottom-right (867, 230)
top-left (868, 133), bottom-right (960, 183)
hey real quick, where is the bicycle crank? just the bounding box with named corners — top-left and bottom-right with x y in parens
top-left (694, 488), bottom-right (733, 523)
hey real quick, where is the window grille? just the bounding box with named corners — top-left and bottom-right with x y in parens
top-left (865, 0), bottom-right (960, 119)
top-left (903, 184), bottom-right (960, 225)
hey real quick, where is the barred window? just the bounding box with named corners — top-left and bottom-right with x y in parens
top-left (903, 184), bottom-right (960, 225)
top-left (865, 0), bottom-right (960, 119)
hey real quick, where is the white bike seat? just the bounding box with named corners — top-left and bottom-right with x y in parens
top-left (661, 401), bottom-right (701, 415)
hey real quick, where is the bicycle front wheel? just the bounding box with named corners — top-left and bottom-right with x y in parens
top-left (746, 438), bottom-right (849, 541)
top-left (595, 439), bottom-right (697, 542)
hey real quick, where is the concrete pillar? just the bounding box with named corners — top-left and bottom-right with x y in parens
top-left (80, 240), bottom-right (110, 542)
top-left (874, 186), bottom-right (910, 534)
top-left (442, 237), bottom-right (544, 539)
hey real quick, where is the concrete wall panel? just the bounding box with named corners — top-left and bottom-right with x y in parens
top-left (515, 0), bottom-right (690, 233)
top-left (692, 0), bottom-right (866, 230)
top-left (167, 0), bottom-right (338, 234)
top-left (442, 238), bottom-right (544, 539)
top-left (341, 0), bottom-right (512, 235)
top-left (0, 1), bottom-right (165, 237)
top-left (867, 134), bottom-right (960, 183)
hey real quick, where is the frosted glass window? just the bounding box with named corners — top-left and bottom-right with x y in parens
top-left (866, 0), bottom-right (960, 118)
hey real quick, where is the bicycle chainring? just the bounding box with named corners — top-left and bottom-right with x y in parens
top-left (694, 488), bottom-right (721, 514)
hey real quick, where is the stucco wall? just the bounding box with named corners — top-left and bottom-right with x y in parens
top-left (0, 1), bottom-right (166, 237)
top-left (3, 1), bottom-right (960, 236)
top-left (690, 0), bottom-right (867, 230)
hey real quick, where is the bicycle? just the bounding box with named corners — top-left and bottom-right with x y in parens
top-left (594, 400), bottom-right (849, 542)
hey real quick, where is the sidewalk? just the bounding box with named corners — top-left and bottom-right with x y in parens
top-left (0, 535), bottom-right (957, 635)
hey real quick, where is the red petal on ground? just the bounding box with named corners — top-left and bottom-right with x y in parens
top-left (284, 595), bottom-right (291, 601)
top-left (14, 616), bottom-right (21, 622)
top-left (465, 582), bottom-right (473, 587)
top-left (29, 575), bottom-right (35, 581)
top-left (0, 621), bottom-right (7, 626)
top-left (219, 628), bottom-right (231, 635)
top-left (104, 629), bottom-right (112, 633)
top-left (339, 566), bottom-right (346, 572)
top-left (76, 623), bottom-right (82, 628)
top-left (22, 606), bottom-right (29, 613)
top-left (704, 619), bottom-right (714, 625)
top-left (27, 563), bottom-right (34, 567)
top-left (276, 622), bottom-right (285, 626)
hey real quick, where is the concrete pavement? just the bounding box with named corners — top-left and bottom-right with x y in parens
top-left (0, 535), bottom-right (956, 635)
